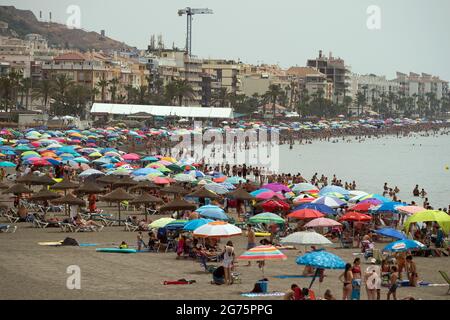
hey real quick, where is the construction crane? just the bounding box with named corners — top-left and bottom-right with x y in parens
top-left (178, 7), bottom-right (213, 57)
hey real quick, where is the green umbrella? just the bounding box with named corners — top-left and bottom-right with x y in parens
top-left (404, 210), bottom-right (450, 234)
top-left (248, 212), bottom-right (285, 224)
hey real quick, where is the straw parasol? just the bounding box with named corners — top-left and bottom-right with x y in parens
top-left (100, 188), bottom-right (135, 225)
top-left (160, 185), bottom-right (189, 195)
top-left (2, 183), bottom-right (33, 195)
top-left (16, 172), bottom-right (40, 185)
top-left (129, 180), bottom-right (159, 193)
top-left (75, 181), bottom-right (105, 195)
top-left (51, 177), bottom-right (79, 195)
top-left (96, 175), bottom-right (118, 185)
top-left (159, 197), bottom-right (197, 215)
top-left (112, 176), bottom-right (138, 189)
top-left (226, 187), bottom-right (255, 201)
top-left (29, 187), bottom-right (62, 201)
top-left (51, 193), bottom-right (86, 216)
top-left (186, 187), bottom-right (221, 200)
top-left (129, 192), bottom-right (164, 221)
top-left (34, 175), bottom-right (56, 186)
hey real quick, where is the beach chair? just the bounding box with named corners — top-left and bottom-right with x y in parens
top-left (438, 271), bottom-right (450, 295)
top-left (58, 221), bottom-right (76, 233)
top-left (146, 208), bottom-right (159, 216)
top-left (0, 224), bottom-right (17, 233)
top-left (124, 221), bottom-right (139, 232)
top-left (32, 216), bottom-right (49, 229)
top-left (339, 233), bottom-right (353, 249)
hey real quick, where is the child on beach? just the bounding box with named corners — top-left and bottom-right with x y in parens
top-left (387, 266), bottom-right (399, 300)
top-left (137, 232), bottom-right (146, 251)
top-left (119, 241), bottom-right (128, 249)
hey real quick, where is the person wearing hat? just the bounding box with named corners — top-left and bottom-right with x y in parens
top-left (365, 265), bottom-right (381, 300)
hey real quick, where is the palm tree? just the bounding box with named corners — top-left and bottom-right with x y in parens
top-left (96, 75), bottom-right (109, 102)
top-left (138, 85), bottom-right (148, 104)
top-left (90, 87), bottom-right (100, 103)
top-left (51, 74), bottom-right (73, 116)
top-left (173, 79), bottom-right (195, 106)
top-left (355, 91), bottom-right (366, 117)
top-left (264, 84), bottom-right (283, 117)
top-left (33, 79), bottom-right (54, 112)
top-left (211, 87), bottom-right (232, 108)
top-left (108, 77), bottom-right (120, 103)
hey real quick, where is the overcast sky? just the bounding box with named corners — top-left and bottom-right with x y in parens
top-left (4, 0), bottom-right (450, 80)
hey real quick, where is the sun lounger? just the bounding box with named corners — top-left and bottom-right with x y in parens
top-left (146, 208), bottom-right (159, 216)
top-left (0, 224), bottom-right (17, 233)
top-left (58, 222), bottom-right (76, 232)
top-left (438, 271), bottom-right (450, 294)
top-left (124, 222), bottom-right (139, 232)
top-left (32, 217), bottom-right (49, 229)
top-left (4, 212), bottom-right (19, 223)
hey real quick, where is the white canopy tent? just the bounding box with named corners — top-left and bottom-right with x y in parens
top-left (90, 103), bottom-right (234, 119)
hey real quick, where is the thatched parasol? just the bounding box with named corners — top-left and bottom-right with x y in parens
top-left (51, 177), bottom-right (79, 194)
top-left (129, 192), bottom-right (164, 221)
top-left (2, 183), bottom-right (33, 195)
top-left (16, 172), bottom-right (40, 184)
top-left (96, 175), bottom-right (118, 185)
top-left (34, 175), bottom-right (56, 186)
top-left (29, 187), bottom-right (62, 201)
top-left (129, 181), bottom-right (159, 193)
top-left (51, 193), bottom-right (86, 216)
top-left (160, 185), bottom-right (189, 195)
top-left (187, 187), bottom-right (221, 200)
top-left (159, 197), bottom-right (197, 214)
top-left (100, 188), bottom-right (135, 225)
top-left (226, 187), bottom-right (255, 201)
top-left (112, 176), bottom-right (138, 189)
top-left (75, 182), bottom-right (105, 195)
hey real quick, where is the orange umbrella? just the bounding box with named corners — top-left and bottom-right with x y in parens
top-left (287, 209), bottom-right (325, 220)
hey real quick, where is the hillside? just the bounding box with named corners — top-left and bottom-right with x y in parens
top-left (0, 5), bottom-right (135, 52)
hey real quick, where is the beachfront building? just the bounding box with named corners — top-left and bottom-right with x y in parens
top-left (306, 50), bottom-right (350, 102)
top-left (286, 66), bottom-right (333, 105)
top-left (0, 36), bottom-right (33, 77)
top-left (395, 72), bottom-right (448, 100)
top-left (349, 73), bottom-right (400, 106)
top-left (202, 59), bottom-right (242, 95)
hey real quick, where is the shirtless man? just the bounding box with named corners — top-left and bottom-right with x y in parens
top-left (245, 225), bottom-right (256, 266)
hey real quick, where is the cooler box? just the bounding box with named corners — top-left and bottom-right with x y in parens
top-left (257, 280), bottom-right (268, 293)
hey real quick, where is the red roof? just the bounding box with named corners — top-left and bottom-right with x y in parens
top-left (54, 52), bottom-right (86, 61)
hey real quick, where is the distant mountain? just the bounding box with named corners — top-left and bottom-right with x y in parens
top-left (0, 5), bottom-right (135, 52)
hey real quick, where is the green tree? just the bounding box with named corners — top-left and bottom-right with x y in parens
top-left (108, 77), bottom-right (120, 103)
top-left (96, 75), bottom-right (109, 103)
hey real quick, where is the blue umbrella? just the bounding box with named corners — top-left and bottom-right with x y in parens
top-left (371, 201), bottom-right (406, 213)
top-left (141, 156), bottom-right (159, 162)
top-left (183, 218), bottom-right (214, 232)
top-left (165, 220), bottom-right (188, 231)
top-left (195, 205), bottom-right (229, 221)
top-left (46, 158), bottom-right (61, 166)
top-left (382, 239), bottom-right (426, 252)
top-left (374, 227), bottom-right (407, 240)
top-left (294, 203), bottom-right (336, 216)
top-left (132, 168), bottom-right (160, 176)
top-left (0, 161), bottom-right (16, 167)
top-left (296, 250), bottom-right (346, 289)
top-left (319, 185), bottom-right (349, 196)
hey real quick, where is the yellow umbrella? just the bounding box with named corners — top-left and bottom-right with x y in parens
top-left (404, 210), bottom-right (450, 234)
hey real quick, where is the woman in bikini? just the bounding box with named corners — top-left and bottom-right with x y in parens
top-left (222, 241), bottom-right (235, 285)
top-left (339, 263), bottom-right (353, 300)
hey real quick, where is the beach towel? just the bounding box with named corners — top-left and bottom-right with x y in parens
top-left (399, 280), bottom-right (448, 287)
top-left (163, 279), bottom-right (196, 285)
top-left (241, 292), bottom-right (285, 298)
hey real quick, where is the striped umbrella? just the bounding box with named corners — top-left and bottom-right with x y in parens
top-left (238, 245), bottom-right (287, 276)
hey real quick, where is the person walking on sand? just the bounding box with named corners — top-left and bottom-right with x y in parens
top-left (222, 241), bottom-right (235, 285)
top-left (406, 255), bottom-right (418, 287)
top-left (387, 266), bottom-right (399, 300)
top-left (339, 263), bottom-right (353, 300)
top-left (245, 225), bottom-right (256, 267)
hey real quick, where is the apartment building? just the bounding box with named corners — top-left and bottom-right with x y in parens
top-left (349, 73), bottom-right (400, 105)
top-left (395, 72), bottom-right (448, 100)
top-left (286, 66), bottom-right (333, 103)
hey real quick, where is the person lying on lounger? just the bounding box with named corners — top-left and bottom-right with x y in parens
top-left (74, 214), bottom-right (103, 230)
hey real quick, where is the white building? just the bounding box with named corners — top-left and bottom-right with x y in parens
top-left (349, 73), bottom-right (400, 105)
top-left (395, 72), bottom-right (448, 100)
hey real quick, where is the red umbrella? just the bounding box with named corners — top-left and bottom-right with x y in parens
top-left (31, 159), bottom-right (52, 167)
top-left (261, 199), bottom-right (290, 212)
top-left (350, 202), bottom-right (375, 212)
top-left (287, 209), bottom-right (325, 220)
top-left (338, 211), bottom-right (372, 222)
top-left (153, 177), bottom-right (171, 185)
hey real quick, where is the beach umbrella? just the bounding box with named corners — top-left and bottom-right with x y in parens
top-left (165, 219), bottom-right (188, 231)
top-left (238, 245), bottom-right (287, 276)
top-left (204, 183), bottom-right (229, 195)
top-left (350, 202), bottom-right (376, 212)
top-left (225, 187), bottom-right (254, 200)
top-left (382, 239), bottom-right (426, 252)
top-left (249, 212), bottom-right (284, 224)
top-left (338, 212), bottom-right (372, 222)
top-left (160, 185), bottom-right (188, 195)
top-left (96, 175), bottom-right (118, 185)
top-left (304, 218), bottom-right (342, 228)
top-left (51, 193), bottom-right (86, 216)
top-left (51, 178), bottom-right (79, 195)
top-left (319, 186), bottom-right (349, 196)
top-left (100, 188), bottom-right (135, 225)
top-left (16, 172), bottom-right (41, 185)
top-left (75, 182), bottom-right (105, 195)
top-left (371, 201), bottom-right (406, 213)
top-left (296, 250), bottom-right (346, 288)
top-left (79, 169), bottom-right (105, 178)
top-left (225, 176), bottom-right (246, 185)
top-left (173, 173), bottom-right (196, 183)
top-left (130, 181), bottom-right (159, 192)
top-left (254, 190), bottom-right (285, 200)
top-left (29, 187), bottom-right (61, 201)
top-left (186, 187), bottom-right (221, 200)
top-left (261, 183), bottom-right (291, 193)
top-left (122, 153), bottom-right (140, 161)
top-left (132, 168), bottom-right (160, 176)
top-left (195, 205), bottom-right (229, 221)
top-left (312, 196), bottom-right (346, 208)
top-left (292, 183), bottom-right (319, 194)
top-left (397, 206), bottom-right (427, 215)
top-left (152, 177), bottom-right (171, 185)
top-left (357, 194), bottom-right (390, 203)
top-left (112, 176), bottom-right (138, 189)
top-left (260, 199), bottom-right (290, 212)
top-left (293, 194), bottom-right (315, 205)
top-left (183, 218), bottom-right (214, 232)
top-left (193, 221), bottom-right (242, 238)
top-left (374, 227), bottom-right (407, 240)
top-left (0, 161), bottom-right (16, 167)
top-left (129, 192), bottom-right (164, 221)
top-left (287, 209), bottom-right (325, 220)
top-left (2, 183), bottom-right (33, 195)
top-left (149, 217), bottom-right (175, 229)
top-left (159, 198), bottom-right (197, 213)
top-left (404, 210), bottom-right (450, 234)
top-left (281, 231), bottom-right (332, 246)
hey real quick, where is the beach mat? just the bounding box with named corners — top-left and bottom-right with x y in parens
top-left (79, 243), bottom-right (98, 247)
top-left (96, 248), bottom-right (137, 253)
top-left (241, 292), bottom-right (285, 298)
top-left (38, 242), bottom-right (98, 247)
top-left (163, 280), bottom-right (196, 285)
top-left (399, 280), bottom-right (447, 287)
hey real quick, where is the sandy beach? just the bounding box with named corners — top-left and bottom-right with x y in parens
top-left (1, 205), bottom-right (448, 300)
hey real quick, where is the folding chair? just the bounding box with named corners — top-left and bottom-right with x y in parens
top-left (438, 271), bottom-right (450, 295)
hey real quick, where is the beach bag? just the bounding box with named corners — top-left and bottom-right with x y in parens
top-left (61, 237), bottom-right (79, 246)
